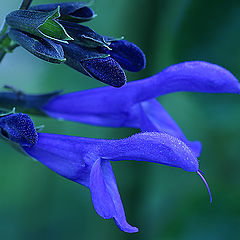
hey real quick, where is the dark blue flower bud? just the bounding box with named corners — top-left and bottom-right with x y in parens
top-left (8, 28), bottom-right (66, 63)
top-left (104, 39), bottom-right (146, 72)
top-left (0, 113), bottom-right (38, 147)
top-left (30, 2), bottom-right (96, 23)
top-left (63, 42), bottom-right (126, 87)
top-left (6, 7), bottom-right (73, 43)
top-left (81, 57), bottom-right (127, 87)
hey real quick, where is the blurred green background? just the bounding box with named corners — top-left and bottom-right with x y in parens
top-left (1, 0), bottom-right (240, 239)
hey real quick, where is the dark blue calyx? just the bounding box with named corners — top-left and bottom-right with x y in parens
top-left (108, 40), bottom-right (146, 72)
top-left (8, 29), bottom-right (66, 64)
top-left (30, 2), bottom-right (96, 23)
top-left (62, 42), bottom-right (126, 87)
top-left (0, 113), bottom-right (38, 147)
top-left (6, 7), bottom-right (73, 43)
top-left (81, 57), bottom-right (127, 87)
top-left (59, 21), bottom-right (110, 49)
top-left (98, 39), bottom-right (146, 72)
top-left (0, 87), bottom-right (61, 116)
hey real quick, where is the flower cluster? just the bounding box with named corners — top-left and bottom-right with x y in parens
top-left (0, 0), bottom-right (239, 234)
top-left (5, 2), bottom-right (145, 87)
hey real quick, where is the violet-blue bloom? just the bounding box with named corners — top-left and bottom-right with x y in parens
top-left (0, 112), bottom-right (211, 233)
top-left (40, 61), bottom-right (240, 156)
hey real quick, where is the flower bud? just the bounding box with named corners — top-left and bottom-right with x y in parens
top-left (106, 39), bottom-right (146, 72)
top-left (6, 7), bottom-right (73, 43)
top-left (0, 113), bottom-right (38, 147)
top-left (30, 2), bottom-right (96, 23)
top-left (8, 28), bottom-right (66, 63)
top-left (63, 42), bottom-right (126, 87)
top-left (59, 21), bottom-right (110, 49)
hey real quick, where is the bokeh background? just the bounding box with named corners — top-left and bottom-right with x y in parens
top-left (1, 0), bottom-right (240, 239)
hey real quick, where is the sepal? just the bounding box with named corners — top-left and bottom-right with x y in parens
top-left (8, 28), bottom-right (66, 63)
top-left (30, 2), bottom-right (96, 23)
top-left (6, 7), bottom-right (73, 43)
top-left (63, 42), bottom-right (126, 87)
top-left (0, 87), bottom-right (61, 116)
top-left (59, 21), bottom-right (110, 49)
top-left (0, 113), bottom-right (38, 147)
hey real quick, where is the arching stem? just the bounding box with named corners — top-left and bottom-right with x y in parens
top-left (197, 170), bottom-right (212, 203)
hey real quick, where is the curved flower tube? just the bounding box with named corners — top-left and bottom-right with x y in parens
top-left (0, 112), bottom-right (211, 233)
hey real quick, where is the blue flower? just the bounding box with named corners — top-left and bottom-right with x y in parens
top-left (6, 3), bottom-right (146, 87)
top-left (0, 61), bottom-right (239, 156)
top-left (0, 112), bottom-right (211, 233)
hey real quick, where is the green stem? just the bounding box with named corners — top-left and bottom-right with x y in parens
top-left (0, 50), bottom-right (7, 62)
top-left (0, 0), bottom-right (33, 62)
top-left (19, 0), bottom-right (33, 10)
top-left (0, 22), bottom-right (8, 36)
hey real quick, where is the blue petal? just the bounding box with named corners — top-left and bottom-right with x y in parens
top-left (23, 133), bottom-right (96, 187)
top-left (101, 132), bottom-right (199, 172)
top-left (129, 61), bottom-right (240, 102)
top-left (139, 99), bottom-right (202, 157)
top-left (90, 158), bottom-right (138, 233)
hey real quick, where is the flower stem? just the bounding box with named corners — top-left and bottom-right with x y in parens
top-left (0, 49), bottom-right (7, 62)
top-left (0, 22), bottom-right (8, 36)
top-left (0, 0), bottom-right (32, 62)
top-left (19, 0), bottom-right (33, 10)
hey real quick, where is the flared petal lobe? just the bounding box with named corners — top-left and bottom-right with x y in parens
top-left (101, 132), bottom-right (199, 172)
top-left (90, 158), bottom-right (138, 233)
top-left (22, 132), bottom-right (143, 232)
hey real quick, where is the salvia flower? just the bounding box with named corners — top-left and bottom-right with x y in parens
top-left (0, 112), bottom-right (212, 233)
top-left (1, 61), bottom-right (239, 157)
top-left (6, 2), bottom-right (146, 87)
